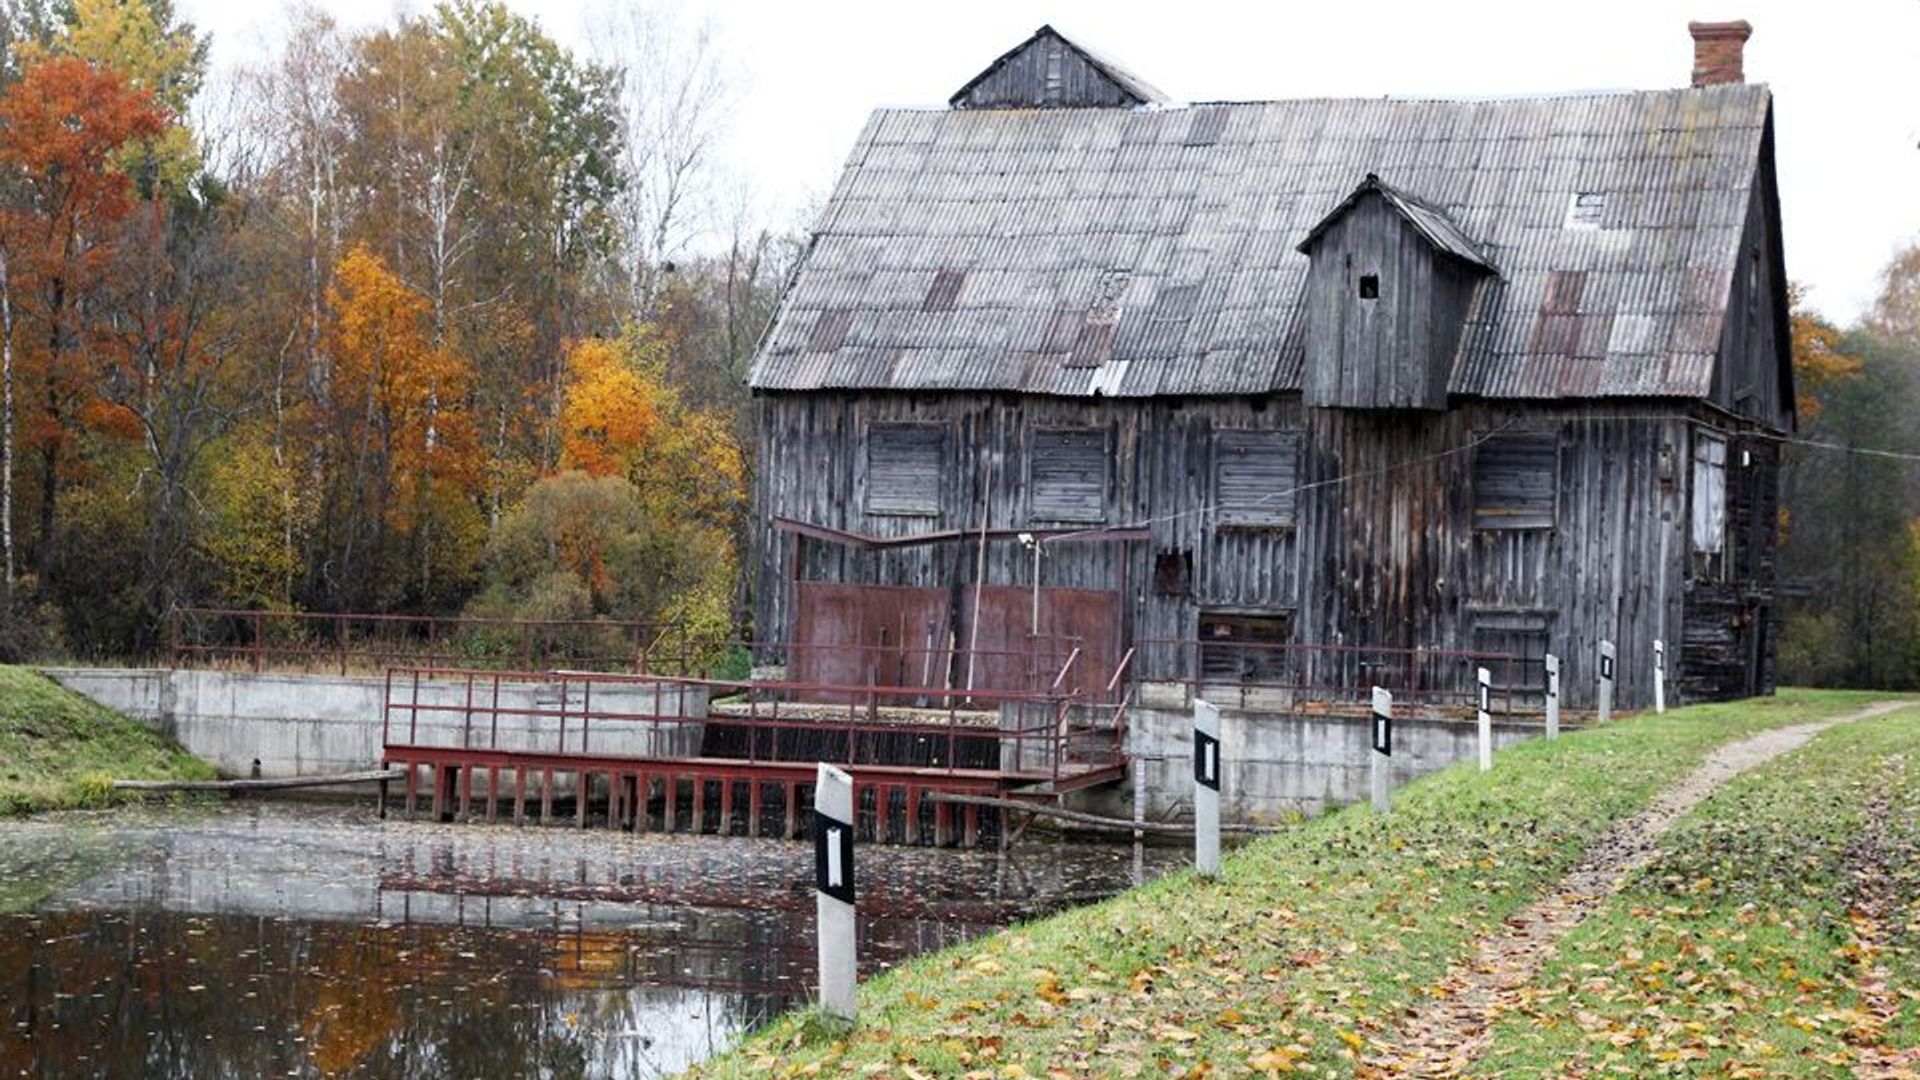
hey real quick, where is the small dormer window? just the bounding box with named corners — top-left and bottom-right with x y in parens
top-left (1566, 192), bottom-right (1607, 229)
top-left (1358, 274), bottom-right (1380, 300)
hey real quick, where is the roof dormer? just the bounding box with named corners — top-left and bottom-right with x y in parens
top-left (950, 25), bottom-right (1167, 110)
top-left (1297, 174), bottom-right (1494, 411)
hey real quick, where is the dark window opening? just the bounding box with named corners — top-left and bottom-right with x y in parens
top-left (1473, 432), bottom-right (1558, 530)
top-left (1358, 274), bottom-right (1379, 300)
top-left (1154, 550), bottom-right (1192, 596)
top-left (1198, 612), bottom-right (1293, 684)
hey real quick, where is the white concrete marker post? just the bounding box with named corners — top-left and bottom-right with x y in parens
top-left (1544, 653), bottom-right (1561, 740)
top-left (1193, 699), bottom-right (1221, 879)
top-left (1597, 640), bottom-right (1616, 724)
top-left (813, 762), bottom-right (857, 1026)
top-left (1653, 638), bottom-right (1667, 715)
top-left (1476, 667), bottom-right (1493, 772)
top-left (1369, 686), bottom-right (1392, 814)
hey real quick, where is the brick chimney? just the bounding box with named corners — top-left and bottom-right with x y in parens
top-left (1689, 20), bottom-right (1752, 86)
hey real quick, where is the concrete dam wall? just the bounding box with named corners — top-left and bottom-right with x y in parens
top-left (42, 668), bottom-right (708, 780)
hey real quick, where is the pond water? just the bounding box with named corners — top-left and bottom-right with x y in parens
top-left (0, 802), bottom-right (1181, 1078)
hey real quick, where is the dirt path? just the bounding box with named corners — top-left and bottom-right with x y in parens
top-left (1359, 701), bottom-right (1911, 1079)
top-left (1849, 755), bottom-right (1920, 1080)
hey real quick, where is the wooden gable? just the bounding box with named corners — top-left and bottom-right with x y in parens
top-left (950, 25), bottom-right (1165, 110)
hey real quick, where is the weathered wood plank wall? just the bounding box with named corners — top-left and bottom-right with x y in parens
top-left (751, 391), bottom-right (1775, 709)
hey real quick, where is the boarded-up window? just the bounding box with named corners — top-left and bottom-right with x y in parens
top-left (1213, 430), bottom-right (1302, 527)
top-left (1692, 433), bottom-right (1727, 555)
top-left (1472, 433), bottom-right (1558, 530)
top-left (865, 424), bottom-right (943, 516)
top-left (1029, 428), bottom-right (1107, 522)
top-left (1199, 612), bottom-right (1292, 684)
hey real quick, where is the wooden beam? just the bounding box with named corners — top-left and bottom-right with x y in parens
top-left (922, 791), bottom-right (1281, 836)
top-left (112, 769), bottom-right (405, 793)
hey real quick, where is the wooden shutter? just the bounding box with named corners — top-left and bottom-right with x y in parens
top-left (1472, 433), bottom-right (1558, 530)
top-left (865, 424), bottom-right (943, 516)
top-left (1213, 430), bottom-right (1301, 527)
top-left (1692, 433), bottom-right (1727, 555)
top-left (1029, 428), bottom-right (1107, 523)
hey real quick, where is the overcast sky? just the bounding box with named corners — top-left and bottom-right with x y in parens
top-left (182, 0), bottom-right (1920, 325)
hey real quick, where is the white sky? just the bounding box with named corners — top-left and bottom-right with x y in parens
top-left (183, 0), bottom-right (1920, 325)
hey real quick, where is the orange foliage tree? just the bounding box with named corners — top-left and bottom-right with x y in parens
top-left (1788, 283), bottom-right (1861, 422)
top-left (319, 245), bottom-right (485, 604)
top-left (558, 337), bottom-right (660, 477)
top-left (0, 54), bottom-right (166, 580)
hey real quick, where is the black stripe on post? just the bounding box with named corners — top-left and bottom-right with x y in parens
top-left (1372, 706), bottom-right (1391, 756)
top-left (814, 809), bottom-right (855, 905)
top-left (1193, 729), bottom-right (1220, 791)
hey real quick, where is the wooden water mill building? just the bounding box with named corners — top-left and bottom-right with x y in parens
top-left (749, 21), bottom-right (1791, 714)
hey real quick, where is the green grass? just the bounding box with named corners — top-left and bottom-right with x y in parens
top-left (687, 689), bottom-right (1894, 1079)
top-left (0, 665), bottom-right (214, 815)
top-left (1475, 705), bottom-right (1920, 1078)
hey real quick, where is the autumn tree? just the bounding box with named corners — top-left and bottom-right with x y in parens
top-left (1788, 283), bottom-right (1862, 421)
top-left (0, 54), bottom-right (166, 586)
top-left (44, 0), bottom-right (206, 194)
top-left (558, 337), bottom-right (660, 478)
top-left (334, 1), bottom-right (623, 524)
top-left (1778, 254), bottom-right (1920, 688)
top-left (313, 245), bottom-right (484, 610)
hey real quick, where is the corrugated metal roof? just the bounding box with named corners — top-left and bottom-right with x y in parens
top-left (751, 85), bottom-right (1773, 400)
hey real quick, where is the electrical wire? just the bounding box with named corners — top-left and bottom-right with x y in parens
top-left (1033, 410), bottom-right (1920, 547)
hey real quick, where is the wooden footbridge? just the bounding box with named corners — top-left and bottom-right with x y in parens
top-left (379, 655), bottom-right (1132, 848)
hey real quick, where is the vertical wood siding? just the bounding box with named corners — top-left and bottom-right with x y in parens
top-left (752, 392), bottom-right (1778, 710)
top-left (1301, 192), bottom-right (1476, 411)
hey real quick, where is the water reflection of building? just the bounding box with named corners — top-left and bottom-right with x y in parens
top-left (7, 805), bottom-right (1171, 1078)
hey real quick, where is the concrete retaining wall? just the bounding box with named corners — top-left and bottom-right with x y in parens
top-left (42, 668), bottom-right (708, 779)
top-left (1096, 700), bottom-right (1539, 824)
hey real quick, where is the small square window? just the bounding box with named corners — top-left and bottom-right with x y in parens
top-left (1358, 274), bottom-right (1379, 300)
top-left (1565, 192), bottom-right (1607, 229)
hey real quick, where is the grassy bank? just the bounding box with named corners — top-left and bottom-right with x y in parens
top-left (0, 665), bottom-right (214, 814)
top-left (1476, 705), bottom-right (1920, 1077)
top-left (688, 689), bottom-right (1894, 1078)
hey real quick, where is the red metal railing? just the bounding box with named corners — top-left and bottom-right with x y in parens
top-left (379, 667), bottom-right (1103, 785)
top-left (167, 607), bottom-right (719, 676)
top-left (166, 607), bottom-right (1086, 697)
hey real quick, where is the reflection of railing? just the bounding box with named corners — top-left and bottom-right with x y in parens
top-left (1132, 638), bottom-right (1528, 717)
